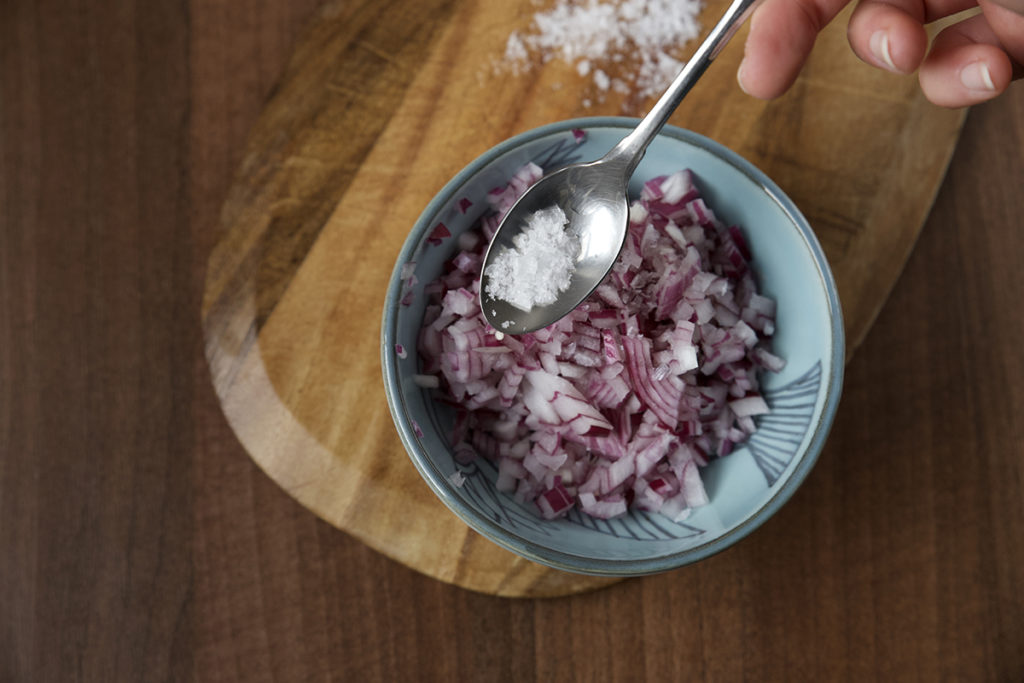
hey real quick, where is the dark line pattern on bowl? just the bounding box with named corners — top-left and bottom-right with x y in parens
top-left (747, 361), bottom-right (821, 486)
top-left (532, 135), bottom-right (586, 172)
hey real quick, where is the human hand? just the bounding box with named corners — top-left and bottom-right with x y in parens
top-left (737, 0), bottom-right (1024, 107)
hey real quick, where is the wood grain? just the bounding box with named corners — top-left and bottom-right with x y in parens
top-left (3, 0), bottom-right (1023, 680)
top-left (200, 0), bottom-right (964, 596)
top-left (0, 1), bottom-right (198, 680)
top-left (0, 0), bottom-right (324, 680)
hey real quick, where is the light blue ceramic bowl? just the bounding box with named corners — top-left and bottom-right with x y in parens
top-left (382, 117), bottom-right (844, 576)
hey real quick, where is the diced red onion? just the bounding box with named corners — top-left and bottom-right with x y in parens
top-left (427, 222), bottom-right (451, 246)
top-left (416, 167), bottom-right (784, 521)
top-left (399, 262), bottom-right (418, 307)
top-left (414, 374), bottom-right (441, 389)
top-left (729, 395), bottom-right (770, 418)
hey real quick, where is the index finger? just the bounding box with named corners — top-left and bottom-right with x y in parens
top-left (738, 0), bottom-right (854, 98)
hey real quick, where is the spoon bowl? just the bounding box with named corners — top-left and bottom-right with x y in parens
top-left (480, 161), bottom-right (629, 334)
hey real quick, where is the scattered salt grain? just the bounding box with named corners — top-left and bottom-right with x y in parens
top-left (499, 0), bottom-right (703, 103)
top-left (504, 32), bottom-right (528, 63)
top-left (484, 205), bottom-right (579, 312)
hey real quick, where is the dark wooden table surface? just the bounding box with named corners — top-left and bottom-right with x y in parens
top-left (3, 2), bottom-right (1023, 681)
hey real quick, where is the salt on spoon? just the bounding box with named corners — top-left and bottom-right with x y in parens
top-left (483, 205), bottom-right (580, 313)
top-left (481, 0), bottom-right (763, 335)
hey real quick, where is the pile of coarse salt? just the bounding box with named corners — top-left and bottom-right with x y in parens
top-left (501, 0), bottom-right (703, 104)
top-left (484, 205), bottom-right (579, 314)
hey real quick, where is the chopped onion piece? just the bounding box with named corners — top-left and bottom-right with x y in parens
top-left (414, 374), bottom-right (440, 389)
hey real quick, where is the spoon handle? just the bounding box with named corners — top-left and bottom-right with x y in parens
top-left (603, 0), bottom-right (764, 175)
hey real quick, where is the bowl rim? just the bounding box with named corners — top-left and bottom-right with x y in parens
top-left (381, 116), bottom-right (845, 576)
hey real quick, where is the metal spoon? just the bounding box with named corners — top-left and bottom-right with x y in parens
top-left (480, 0), bottom-right (762, 334)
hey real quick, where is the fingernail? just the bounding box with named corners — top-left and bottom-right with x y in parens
top-left (960, 61), bottom-right (995, 91)
top-left (869, 30), bottom-right (897, 72)
top-left (737, 58), bottom-right (751, 95)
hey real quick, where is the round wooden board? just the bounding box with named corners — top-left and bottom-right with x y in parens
top-left (201, 0), bottom-right (965, 597)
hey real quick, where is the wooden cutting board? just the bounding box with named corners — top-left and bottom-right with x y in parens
top-left (201, 0), bottom-right (964, 597)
